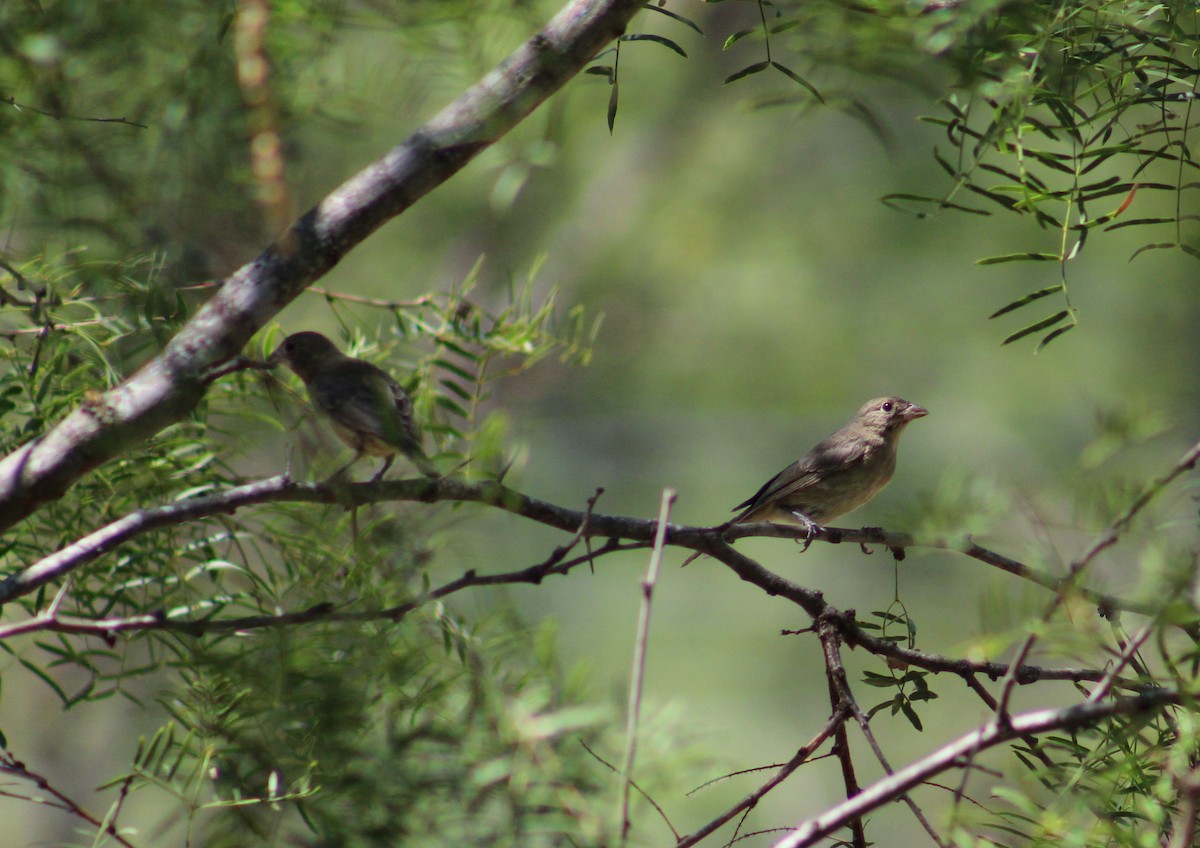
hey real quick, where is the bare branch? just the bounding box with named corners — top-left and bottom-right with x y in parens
top-left (0, 476), bottom-right (1144, 691)
top-left (772, 689), bottom-right (1180, 848)
top-left (676, 714), bottom-right (846, 848)
top-left (0, 751), bottom-right (139, 848)
top-left (618, 488), bottom-right (675, 844)
top-left (992, 437), bottom-right (1200, 721)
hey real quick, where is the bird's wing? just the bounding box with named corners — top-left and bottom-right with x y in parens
top-left (732, 433), bottom-right (867, 512)
top-left (311, 362), bottom-right (415, 447)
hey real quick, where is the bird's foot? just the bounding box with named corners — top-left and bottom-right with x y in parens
top-left (789, 511), bottom-right (820, 553)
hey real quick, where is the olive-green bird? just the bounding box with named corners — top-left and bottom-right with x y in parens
top-left (269, 331), bottom-right (439, 480)
top-left (683, 397), bottom-right (926, 565)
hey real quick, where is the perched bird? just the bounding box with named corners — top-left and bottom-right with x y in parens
top-left (683, 397), bottom-right (926, 565)
top-left (269, 331), bottom-right (439, 480)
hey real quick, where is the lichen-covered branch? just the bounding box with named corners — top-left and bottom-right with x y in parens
top-left (0, 0), bottom-right (645, 532)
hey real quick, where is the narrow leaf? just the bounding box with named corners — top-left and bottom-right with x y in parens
top-left (770, 62), bottom-right (823, 102)
top-left (975, 252), bottom-right (1060, 266)
top-left (1001, 311), bottom-right (1070, 346)
top-left (607, 80), bottom-right (618, 133)
top-left (1037, 322), bottom-right (1076, 351)
top-left (725, 61), bottom-right (769, 84)
top-left (641, 3), bottom-right (704, 34)
top-left (988, 285), bottom-right (1064, 319)
top-left (1129, 242), bottom-right (1181, 260)
top-left (723, 28), bottom-right (757, 50)
top-left (621, 33), bottom-right (687, 57)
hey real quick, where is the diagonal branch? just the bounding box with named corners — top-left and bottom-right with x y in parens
top-left (771, 689), bottom-right (1181, 848)
top-left (675, 713), bottom-right (846, 848)
top-left (0, 0), bottom-right (646, 533)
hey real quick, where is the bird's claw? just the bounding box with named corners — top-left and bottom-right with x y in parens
top-left (790, 511), bottom-right (819, 553)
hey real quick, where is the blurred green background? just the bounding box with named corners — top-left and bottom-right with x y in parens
top-left (3, 1), bottom-right (1199, 844)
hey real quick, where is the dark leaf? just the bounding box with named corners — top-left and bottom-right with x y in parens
top-left (976, 252), bottom-right (1060, 266)
top-left (621, 33), bottom-right (687, 57)
top-left (641, 3), bottom-right (704, 34)
top-left (1037, 322), bottom-right (1076, 351)
top-left (725, 61), bottom-right (770, 84)
top-left (988, 285), bottom-right (1064, 319)
top-left (900, 700), bottom-right (924, 732)
top-left (1001, 311), bottom-right (1070, 346)
top-left (770, 62), bottom-right (823, 102)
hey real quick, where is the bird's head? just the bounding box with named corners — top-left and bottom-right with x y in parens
top-left (268, 331), bottom-right (344, 380)
top-left (853, 397), bottom-right (928, 438)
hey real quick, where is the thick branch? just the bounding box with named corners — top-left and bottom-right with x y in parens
top-left (0, 0), bottom-right (645, 532)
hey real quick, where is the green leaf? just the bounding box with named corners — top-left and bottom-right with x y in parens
top-left (725, 61), bottom-right (769, 84)
top-left (988, 285), bottom-right (1064, 319)
top-left (1001, 311), bottom-right (1070, 346)
top-left (722, 27), bottom-right (757, 50)
top-left (433, 358), bottom-right (477, 383)
top-left (1037, 322), bottom-right (1076, 351)
top-left (641, 3), bottom-right (704, 35)
top-left (770, 62), bottom-right (823, 102)
top-left (900, 700), bottom-right (924, 732)
top-left (621, 33), bottom-right (687, 57)
top-left (438, 379), bottom-right (473, 402)
top-left (880, 193), bottom-right (990, 216)
top-left (1129, 241), bottom-right (1182, 260)
top-left (607, 80), bottom-right (618, 133)
top-left (862, 671), bottom-right (900, 687)
top-left (435, 395), bottom-right (470, 418)
top-left (19, 657), bottom-right (69, 705)
top-left (976, 252), bottom-right (1061, 265)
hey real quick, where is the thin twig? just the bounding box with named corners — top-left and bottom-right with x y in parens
top-left (618, 488), bottom-right (675, 844)
top-left (578, 740), bottom-right (679, 840)
top-left (992, 438), bottom-right (1200, 722)
top-left (675, 714), bottom-right (846, 848)
top-left (960, 674), bottom-right (1055, 771)
top-left (2, 94), bottom-right (149, 129)
top-left (1087, 621), bottom-right (1156, 704)
top-left (0, 752), bottom-right (139, 848)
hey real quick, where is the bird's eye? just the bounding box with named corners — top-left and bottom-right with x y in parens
top-left (881, 401), bottom-right (893, 412)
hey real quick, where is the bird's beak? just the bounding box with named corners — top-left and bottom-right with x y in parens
top-left (266, 347), bottom-right (285, 368)
top-left (903, 403), bottom-right (928, 421)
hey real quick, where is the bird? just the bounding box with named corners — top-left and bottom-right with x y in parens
top-left (268, 331), bottom-right (439, 480)
top-left (683, 397), bottom-right (927, 565)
